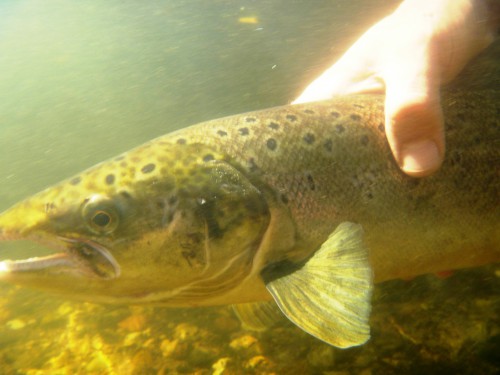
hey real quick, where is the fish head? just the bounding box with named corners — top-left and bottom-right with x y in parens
top-left (0, 140), bottom-right (270, 304)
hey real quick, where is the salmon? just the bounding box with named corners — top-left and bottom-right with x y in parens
top-left (0, 90), bottom-right (498, 348)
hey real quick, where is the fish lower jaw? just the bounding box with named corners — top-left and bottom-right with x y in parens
top-left (0, 253), bottom-right (71, 274)
top-left (0, 233), bottom-right (71, 278)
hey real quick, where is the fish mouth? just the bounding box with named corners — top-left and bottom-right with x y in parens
top-left (0, 236), bottom-right (121, 280)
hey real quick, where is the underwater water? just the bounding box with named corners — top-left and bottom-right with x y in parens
top-left (0, 1), bottom-right (498, 374)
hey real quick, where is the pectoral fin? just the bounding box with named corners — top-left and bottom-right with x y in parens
top-left (232, 300), bottom-right (284, 331)
top-left (264, 222), bottom-right (373, 348)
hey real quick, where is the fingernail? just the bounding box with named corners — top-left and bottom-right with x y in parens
top-left (401, 140), bottom-right (440, 177)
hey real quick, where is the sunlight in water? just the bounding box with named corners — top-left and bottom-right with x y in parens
top-left (0, 261), bottom-right (8, 273)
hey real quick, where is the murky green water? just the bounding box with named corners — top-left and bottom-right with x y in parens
top-left (0, 1), bottom-right (498, 374)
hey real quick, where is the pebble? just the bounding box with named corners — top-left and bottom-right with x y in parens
top-left (212, 357), bottom-right (231, 375)
top-left (118, 313), bottom-right (147, 331)
top-left (229, 334), bottom-right (262, 358)
top-left (85, 351), bottom-right (111, 372)
top-left (160, 338), bottom-right (178, 357)
top-left (6, 319), bottom-right (26, 330)
top-left (123, 332), bottom-right (142, 347)
top-left (229, 334), bottom-right (258, 350)
top-left (160, 338), bottom-right (188, 358)
top-left (174, 323), bottom-right (199, 341)
top-left (245, 355), bottom-right (273, 371)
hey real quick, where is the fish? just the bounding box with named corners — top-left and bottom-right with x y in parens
top-left (0, 90), bottom-right (498, 349)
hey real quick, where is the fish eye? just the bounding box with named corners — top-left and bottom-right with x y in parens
top-left (92, 211), bottom-right (112, 227)
top-left (82, 195), bottom-right (120, 234)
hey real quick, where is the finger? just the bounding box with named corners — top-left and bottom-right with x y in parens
top-left (383, 48), bottom-right (445, 177)
top-left (292, 22), bottom-right (387, 104)
top-left (386, 94), bottom-right (444, 177)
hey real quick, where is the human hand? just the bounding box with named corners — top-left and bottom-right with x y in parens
top-left (293, 0), bottom-right (496, 177)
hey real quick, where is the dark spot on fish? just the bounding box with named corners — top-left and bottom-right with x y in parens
top-left (267, 138), bottom-right (277, 151)
top-left (141, 163), bottom-right (156, 174)
top-left (407, 179), bottom-right (420, 188)
top-left (169, 195), bottom-right (178, 205)
top-left (303, 133), bottom-right (315, 144)
top-left (248, 158), bottom-right (258, 172)
top-left (105, 174), bottom-right (115, 185)
top-left (367, 192), bottom-right (373, 199)
top-left (378, 123), bottom-right (385, 132)
top-left (238, 127), bottom-right (249, 136)
top-left (245, 117), bottom-right (256, 123)
top-left (217, 130), bottom-right (228, 137)
top-left (44, 202), bottom-right (56, 213)
top-left (330, 111), bottom-right (340, 119)
top-left (120, 191), bottom-right (132, 199)
top-left (70, 176), bottom-right (81, 186)
top-left (360, 135), bottom-right (369, 146)
top-left (281, 194), bottom-right (289, 204)
top-left (286, 114), bottom-right (297, 122)
top-left (353, 104), bottom-right (364, 109)
top-left (304, 109), bottom-right (315, 114)
top-left (449, 151), bottom-right (464, 167)
top-left (268, 122), bottom-right (279, 130)
top-left (131, 156), bottom-right (141, 163)
top-left (336, 124), bottom-right (345, 133)
top-left (114, 156), bottom-right (125, 161)
top-left (306, 173), bottom-right (315, 191)
top-left (350, 114), bottom-right (362, 121)
top-left (324, 139), bottom-right (333, 152)
top-left (176, 138), bottom-right (187, 145)
top-left (413, 192), bottom-right (436, 209)
top-left (203, 154), bottom-right (214, 162)
top-left (156, 200), bottom-right (166, 209)
top-left (120, 161), bottom-right (128, 168)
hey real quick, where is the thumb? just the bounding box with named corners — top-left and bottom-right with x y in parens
top-left (383, 58), bottom-right (445, 177)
